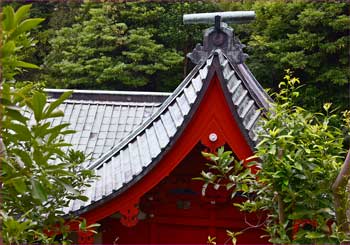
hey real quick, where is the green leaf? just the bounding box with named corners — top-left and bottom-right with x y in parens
top-left (231, 236), bottom-right (237, 245)
top-left (323, 103), bottom-right (332, 112)
top-left (2, 6), bottom-right (15, 31)
top-left (217, 146), bottom-right (224, 155)
top-left (0, 40), bottom-right (16, 58)
top-left (192, 177), bottom-right (204, 181)
top-left (305, 232), bottom-right (325, 239)
top-left (242, 183), bottom-right (249, 192)
top-left (294, 162), bottom-right (303, 171)
top-left (77, 195), bottom-right (89, 202)
top-left (12, 149), bottom-right (32, 166)
top-left (13, 178), bottom-right (27, 194)
top-left (202, 151), bottom-right (213, 158)
top-left (14, 4), bottom-right (32, 24)
top-left (6, 123), bottom-right (32, 140)
top-left (226, 182), bottom-right (235, 190)
top-left (46, 123), bottom-right (70, 137)
top-left (62, 183), bottom-right (79, 195)
top-left (33, 149), bottom-right (47, 167)
top-left (86, 223), bottom-right (101, 229)
top-left (46, 110), bottom-right (64, 119)
top-left (31, 92), bottom-right (47, 122)
top-left (31, 179), bottom-right (48, 201)
top-left (10, 18), bottom-right (44, 39)
top-left (44, 91), bottom-right (72, 118)
top-left (61, 130), bottom-right (76, 135)
top-left (5, 108), bottom-right (28, 124)
top-left (269, 144), bottom-right (277, 155)
top-left (79, 219), bottom-right (87, 230)
top-left (231, 191), bottom-right (237, 199)
top-left (16, 61), bottom-right (40, 69)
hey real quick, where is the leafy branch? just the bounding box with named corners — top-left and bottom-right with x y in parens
top-left (199, 71), bottom-right (349, 244)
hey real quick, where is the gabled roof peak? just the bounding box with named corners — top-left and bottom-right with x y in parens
top-left (62, 49), bottom-right (273, 216)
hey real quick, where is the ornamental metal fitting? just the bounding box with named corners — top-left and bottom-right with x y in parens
top-left (209, 133), bottom-right (218, 142)
top-left (183, 11), bottom-right (256, 65)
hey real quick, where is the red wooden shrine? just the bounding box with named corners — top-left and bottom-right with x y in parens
top-left (62, 11), bottom-right (272, 244)
top-left (70, 74), bottom-right (269, 244)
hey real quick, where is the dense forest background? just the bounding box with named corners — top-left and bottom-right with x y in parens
top-left (6, 0), bottom-right (350, 111)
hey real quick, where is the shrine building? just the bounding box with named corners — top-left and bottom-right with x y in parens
top-left (46, 11), bottom-right (272, 244)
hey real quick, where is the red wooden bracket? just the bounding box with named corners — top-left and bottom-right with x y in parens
top-left (119, 201), bottom-right (139, 227)
top-left (77, 230), bottom-right (95, 245)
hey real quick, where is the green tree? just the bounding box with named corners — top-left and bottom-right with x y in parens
top-left (43, 3), bottom-right (183, 90)
top-left (8, 1), bottom-right (348, 109)
top-left (113, 2), bottom-right (219, 90)
top-left (198, 71), bottom-right (349, 244)
top-left (21, 2), bottom-right (218, 91)
top-left (13, 2), bottom-right (81, 83)
top-left (1, 5), bottom-right (98, 244)
top-left (220, 1), bottom-right (350, 110)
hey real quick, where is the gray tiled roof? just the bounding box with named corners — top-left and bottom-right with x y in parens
top-left (64, 50), bottom-right (271, 215)
top-left (24, 89), bottom-right (170, 167)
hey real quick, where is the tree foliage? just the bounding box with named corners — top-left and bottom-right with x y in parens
top-left (7, 1), bottom-right (348, 110)
top-left (198, 72), bottom-right (349, 244)
top-left (220, 1), bottom-right (350, 110)
top-left (12, 2), bottom-right (218, 91)
top-left (43, 3), bottom-right (184, 90)
top-left (1, 84), bottom-right (97, 244)
top-left (113, 2), bottom-right (219, 89)
top-left (1, 5), bottom-right (97, 244)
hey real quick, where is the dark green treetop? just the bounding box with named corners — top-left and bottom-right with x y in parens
top-left (220, 1), bottom-right (349, 110)
top-left (43, 3), bottom-right (183, 90)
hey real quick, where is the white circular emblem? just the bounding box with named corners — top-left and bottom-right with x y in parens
top-left (209, 133), bottom-right (218, 142)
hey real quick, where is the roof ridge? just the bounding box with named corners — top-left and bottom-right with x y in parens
top-left (214, 49), bottom-right (272, 109)
top-left (45, 88), bottom-right (172, 96)
top-left (46, 88), bottom-right (171, 104)
top-left (47, 99), bottom-right (162, 106)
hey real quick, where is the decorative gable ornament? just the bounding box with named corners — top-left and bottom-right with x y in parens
top-left (184, 11), bottom-right (255, 65)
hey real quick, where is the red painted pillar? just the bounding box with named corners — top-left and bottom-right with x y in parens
top-left (77, 230), bottom-right (95, 245)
